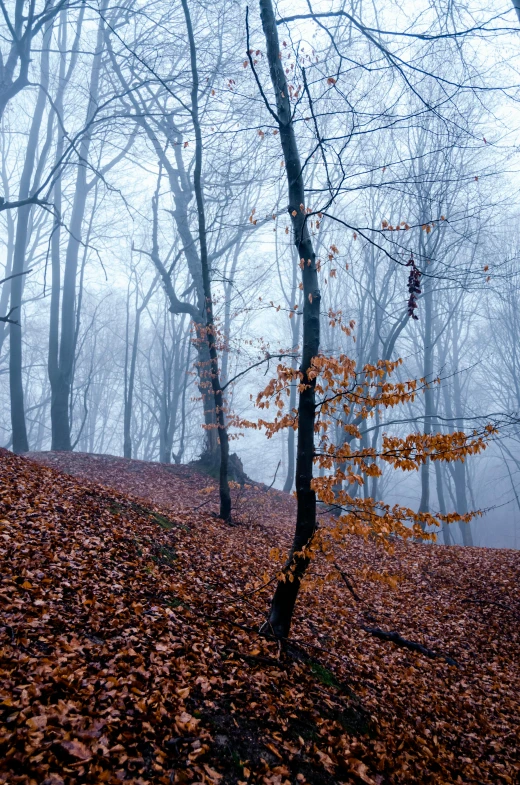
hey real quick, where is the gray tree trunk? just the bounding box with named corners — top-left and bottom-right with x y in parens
top-left (181, 0), bottom-right (231, 520)
top-left (419, 278), bottom-right (434, 522)
top-left (9, 21), bottom-right (52, 453)
top-left (49, 0), bottom-right (107, 451)
top-left (283, 250), bottom-right (301, 493)
top-left (123, 275), bottom-right (158, 459)
top-left (48, 5), bottom-right (84, 452)
top-left (451, 320), bottom-right (473, 546)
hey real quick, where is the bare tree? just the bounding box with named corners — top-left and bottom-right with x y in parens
top-left (0, 0), bottom-right (68, 119)
top-left (9, 18), bottom-right (53, 453)
top-left (256, 0), bottom-right (322, 639)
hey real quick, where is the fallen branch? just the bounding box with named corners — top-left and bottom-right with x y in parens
top-left (333, 560), bottom-right (361, 602)
top-left (462, 597), bottom-right (520, 621)
top-left (361, 625), bottom-right (459, 666)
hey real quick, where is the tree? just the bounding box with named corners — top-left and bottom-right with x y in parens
top-left (123, 268), bottom-right (158, 459)
top-left (0, 0), bottom-right (68, 119)
top-left (248, 0), bottom-right (510, 636)
top-left (254, 0), bottom-right (322, 638)
top-left (48, 0), bottom-right (122, 451)
top-left (9, 18), bottom-right (53, 453)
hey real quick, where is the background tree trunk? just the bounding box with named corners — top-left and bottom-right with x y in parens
top-left (9, 20), bottom-right (52, 453)
top-left (48, 5), bottom-right (84, 453)
top-left (181, 0), bottom-right (231, 521)
top-left (49, 0), bottom-right (107, 451)
top-left (283, 248), bottom-right (302, 493)
top-left (418, 278), bottom-right (434, 523)
top-left (451, 318), bottom-right (474, 546)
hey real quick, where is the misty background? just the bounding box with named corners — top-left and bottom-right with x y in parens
top-left (1, 0), bottom-right (520, 548)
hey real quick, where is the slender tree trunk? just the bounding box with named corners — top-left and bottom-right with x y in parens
top-left (48, 5), bottom-right (84, 453)
top-left (157, 316), bottom-right (174, 463)
top-left (419, 279), bottom-right (433, 522)
top-left (259, 0), bottom-right (321, 639)
top-left (50, 0), bottom-right (107, 451)
top-left (369, 409), bottom-right (380, 499)
top-left (164, 313), bottom-right (188, 462)
top-left (0, 0), bottom-right (34, 120)
top-left (451, 323), bottom-right (473, 546)
top-left (106, 39), bottom-right (221, 462)
top-left (10, 21), bottom-right (52, 453)
top-left (9, 204), bottom-right (31, 453)
top-left (124, 309), bottom-right (141, 459)
top-left (283, 376), bottom-right (298, 493)
top-left (434, 461), bottom-right (453, 545)
top-left (181, 0), bottom-right (231, 520)
top-left (124, 274), bottom-right (158, 458)
top-left (283, 251), bottom-right (301, 493)
top-left (159, 380), bottom-right (170, 464)
top-left (220, 238), bottom-right (242, 389)
top-left (0, 144), bottom-right (15, 355)
top-left (163, 169), bottom-right (219, 459)
top-left (48, 11), bottom-right (67, 454)
top-left (195, 336), bottom-right (219, 456)
top-left (173, 336), bottom-right (191, 464)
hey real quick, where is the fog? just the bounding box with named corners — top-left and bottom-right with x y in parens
top-left (1, 0), bottom-right (520, 548)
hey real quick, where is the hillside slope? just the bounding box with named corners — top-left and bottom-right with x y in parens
top-left (0, 449), bottom-right (518, 785)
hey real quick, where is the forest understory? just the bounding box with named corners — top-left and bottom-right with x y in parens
top-left (0, 449), bottom-right (518, 785)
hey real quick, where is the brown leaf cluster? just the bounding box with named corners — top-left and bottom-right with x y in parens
top-left (0, 449), bottom-right (518, 785)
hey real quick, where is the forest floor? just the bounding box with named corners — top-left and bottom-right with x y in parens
top-left (0, 449), bottom-right (518, 785)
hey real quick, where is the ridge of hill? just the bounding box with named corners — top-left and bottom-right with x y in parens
top-left (0, 449), bottom-right (518, 785)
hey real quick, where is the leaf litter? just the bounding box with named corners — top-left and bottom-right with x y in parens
top-left (0, 449), bottom-right (517, 785)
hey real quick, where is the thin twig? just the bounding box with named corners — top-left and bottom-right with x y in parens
top-left (333, 560), bottom-right (361, 602)
top-left (266, 460), bottom-right (281, 490)
top-left (221, 353), bottom-right (297, 392)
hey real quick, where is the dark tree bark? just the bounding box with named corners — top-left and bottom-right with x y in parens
top-left (257, 0), bottom-right (321, 639)
top-left (181, 0), bottom-right (231, 521)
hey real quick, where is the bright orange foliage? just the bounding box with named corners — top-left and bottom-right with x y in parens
top-left (234, 353), bottom-right (495, 579)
